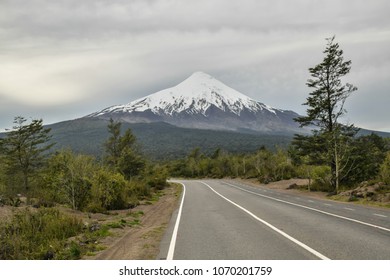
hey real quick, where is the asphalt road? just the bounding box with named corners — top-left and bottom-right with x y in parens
top-left (158, 179), bottom-right (390, 260)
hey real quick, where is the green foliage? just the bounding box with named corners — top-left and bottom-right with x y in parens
top-left (294, 36), bottom-right (358, 192)
top-left (0, 208), bottom-right (83, 260)
top-left (90, 168), bottom-right (128, 211)
top-left (0, 154), bottom-right (6, 195)
top-left (1, 116), bottom-right (54, 192)
top-left (290, 133), bottom-right (329, 165)
top-left (104, 118), bottom-right (122, 166)
top-left (168, 146), bottom-right (297, 183)
top-left (117, 147), bottom-right (145, 180)
top-left (295, 36), bottom-right (357, 129)
top-left (104, 119), bottom-right (145, 179)
top-left (43, 150), bottom-right (95, 210)
top-left (379, 152), bottom-right (390, 185)
top-left (44, 119), bottom-right (294, 161)
top-left (67, 242), bottom-right (82, 259)
top-left (272, 149), bottom-right (295, 181)
top-left (310, 165), bottom-right (332, 192)
top-left (346, 134), bottom-right (389, 185)
top-left (126, 180), bottom-right (151, 202)
top-left (43, 150), bottom-right (154, 212)
top-left (39, 119), bottom-right (165, 213)
top-left (143, 164), bottom-right (169, 190)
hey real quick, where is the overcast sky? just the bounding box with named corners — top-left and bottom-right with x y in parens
top-left (1, 0), bottom-right (389, 132)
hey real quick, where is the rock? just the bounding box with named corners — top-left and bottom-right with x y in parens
top-left (339, 181), bottom-right (389, 203)
top-left (287, 183), bottom-right (298, 190)
top-left (89, 223), bottom-right (100, 232)
top-left (339, 190), bottom-right (352, 196)
top-left (43, 250), bottom-right (55, 260)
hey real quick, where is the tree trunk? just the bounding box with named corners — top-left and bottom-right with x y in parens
top-left (23, 170), bottom-right (29, 191)
top-left (334, 143), bottom-right (340, 194)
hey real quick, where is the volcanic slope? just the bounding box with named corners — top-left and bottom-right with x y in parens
top-left (87, 72), bottom-right (304, 134)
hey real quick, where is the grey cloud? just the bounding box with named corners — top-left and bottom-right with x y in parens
top-left (0, 0), bottom-right (389, 132)
top-left (2, 0), bottom-right (389, 40)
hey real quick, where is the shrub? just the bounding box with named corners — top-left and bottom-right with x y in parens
top-left (43, 150), bottom-right (95, 210)
top-left (310, 165), bottom-right (332, 192)
top-left (89, 168), bottom-right (127, 211)
top-left (379, 152), bottom-right (390, 185)
top-left (0, 208), bottom-right (83, 259)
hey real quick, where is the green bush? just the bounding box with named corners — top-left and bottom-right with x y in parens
top-left (85, 201), bottom-right (106, 214)
top-left (42, 150), bottom-right (95, 210)
top-left (0, 208), bottom-right (83, 259)
top-left (379, 152), bottom-right (390, 185)
top-left (127, 180), bottom-right (151, 200)
top-left (311, 165), bottom-right (332, 192)
top-left (89, 168), bottom-right (127, 211)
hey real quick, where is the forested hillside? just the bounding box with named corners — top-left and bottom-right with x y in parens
top-left (46, 118), bottom-right (293, 160)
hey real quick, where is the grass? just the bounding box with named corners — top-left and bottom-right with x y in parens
top-left (0, 206), bottom-right (137, 259)
top-left (145, 191), bottom-right (164, 204)
top-left (128, 219), bottom-right (141, 227)
top-left (106, 221), bottom-right (126, 229)
top-left (0, 208), bottom-right (84, 260)
top-left (126, 210), bottom-right (144, 218)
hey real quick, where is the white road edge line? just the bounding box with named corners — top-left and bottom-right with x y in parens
top-left (373, 214), bottom-right (387, 218)
top-left (223, 181), bottom-right (390, 233)
top-left (201, 181), bottom-right (330, 260)
top-left (167, 182), bottom-right (186, 260)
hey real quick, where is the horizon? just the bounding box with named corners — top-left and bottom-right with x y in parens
top-left (1, 69), bottom-right (390, 134)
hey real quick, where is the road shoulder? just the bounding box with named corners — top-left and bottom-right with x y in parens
top-left (87, 183), bottom-right (181, 260)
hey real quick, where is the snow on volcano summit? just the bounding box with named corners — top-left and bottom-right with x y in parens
top-left (90, 71), bottom-right (278, 117)
top-left (87, 71), bottom-right (302, 134)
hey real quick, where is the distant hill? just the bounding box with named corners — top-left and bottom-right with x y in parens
top-left (1, 117), bottom-right (388, 161)
top-left (357, 128), bottom-right (390, 138)
top-left (47, 118), bottom-right (293, 160)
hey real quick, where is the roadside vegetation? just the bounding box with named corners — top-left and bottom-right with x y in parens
top-left (0, 117), bottom-right (168, 259)
top-left (168, 135), bottom-right (389, 197)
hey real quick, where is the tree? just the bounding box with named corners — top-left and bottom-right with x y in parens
top-left (1, 117), bottom-right (54, 191)
top-left (104, 118), bottom-right (122, 167)
top-left (104, 119), bottom-right (145, 180)
top-left (44, 150), bottom-right (94, 210)
top-left (347, 134), bottom-right (389, 184)
top-left (294, 36), bottom-right (358, 193)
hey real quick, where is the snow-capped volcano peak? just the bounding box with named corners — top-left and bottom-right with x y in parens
top-left (92, 71), bottom-right (277, 117)
top-left (87, 71), bottom-right (303, 134)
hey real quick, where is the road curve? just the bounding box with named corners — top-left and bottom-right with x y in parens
top-left (158, 180), bottom-right (390, 260)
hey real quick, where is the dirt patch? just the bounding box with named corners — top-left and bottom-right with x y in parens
top-left (85, 183), bottom-right (181, 260)
top-left (0, 205), bottom-right (15, 222)
top-left (337, 181), bottom-right (390, 205)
